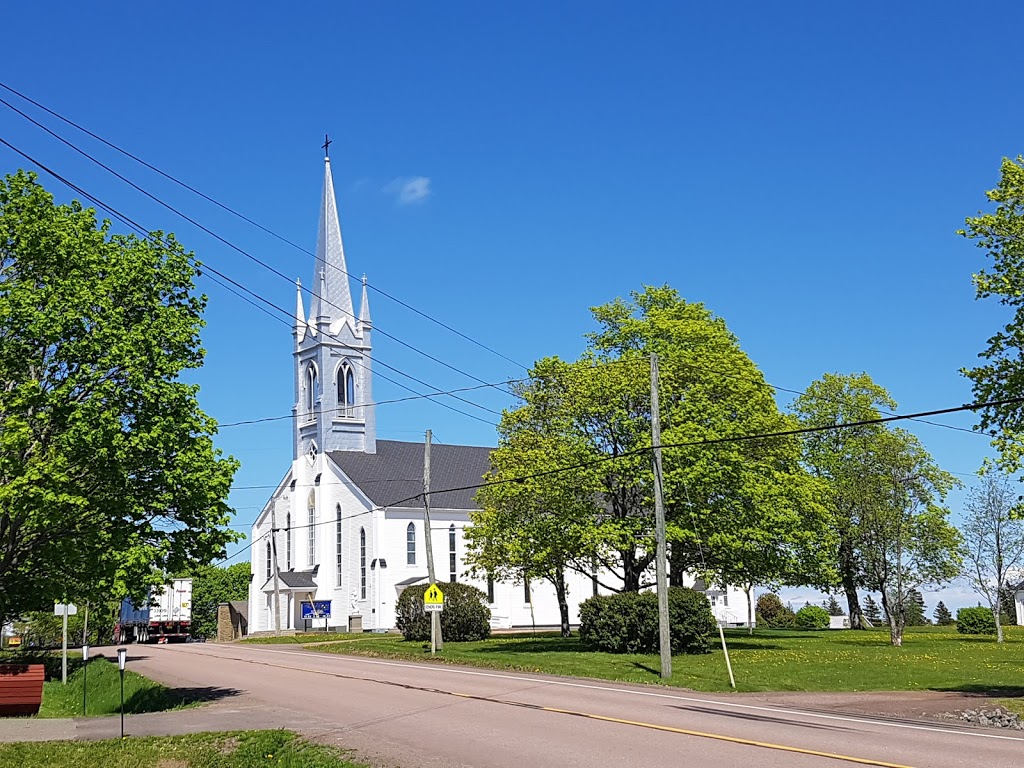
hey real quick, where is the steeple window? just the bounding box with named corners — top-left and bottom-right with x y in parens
top-left (306, 363), bottom-right (319, 416)
top-left (337, 362), bottom-right (356, 418)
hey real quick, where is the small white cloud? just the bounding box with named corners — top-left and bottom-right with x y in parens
top-left (384, 176), bottom-right (431, 205)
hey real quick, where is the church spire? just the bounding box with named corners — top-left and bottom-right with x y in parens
top-left (294, 278), bottom-right (306, 342)
top-left (359, 274), bottom-right (371, 329)
top-left (316, 148), bottom-right (354, 329)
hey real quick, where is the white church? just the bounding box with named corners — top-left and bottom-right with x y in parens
top-left (247, 150), bottom-right (749, 634)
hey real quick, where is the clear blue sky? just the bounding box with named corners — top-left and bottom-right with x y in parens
top-left (3, 2), bottom-right (1022, 611)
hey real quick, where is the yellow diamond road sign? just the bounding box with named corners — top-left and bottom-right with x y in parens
top-left (424, 584), bottom-right (444, 606)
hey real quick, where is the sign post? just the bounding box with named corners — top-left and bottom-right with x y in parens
top-left (54, 603), bottom-right (77, 684)
top-left (81, 645), bottom-right (89, 716)
top-left (423, 584), bottom-right (444, 655)
top-left (117, 648), bottom-right (127, 738)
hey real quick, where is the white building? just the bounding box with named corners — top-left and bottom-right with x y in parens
top-left (248, 150), bottom-right (749, 633)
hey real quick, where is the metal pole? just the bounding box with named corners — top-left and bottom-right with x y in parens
top-left (423, 430), bottom-right (443, 651)
top-left (270, 505), bottom-right (282, 636)
top-left (81, 646), bottom-right (88, 716)
top-left (120, 669), bottom-right (125, 738)
top-left (651, 353), bottom-right (672, 680)
top-left (61, 608), bottom-right (68, 684)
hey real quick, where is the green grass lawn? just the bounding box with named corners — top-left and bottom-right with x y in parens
top-left (241, 633), bottom-right (365, 645)
top-left (0, 730), bottom-right (367, 768)
top-left (39, 657), bottom-right (194, 718)
top-left (312, 625), bottom-right (1024, 697)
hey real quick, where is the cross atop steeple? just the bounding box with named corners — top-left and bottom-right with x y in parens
top-left (322, 133), bottom-right (332, 158)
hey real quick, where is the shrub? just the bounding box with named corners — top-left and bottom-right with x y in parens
top-left (578, 587), bottom-right (715, 655)
top-left (395, 582), bottom-right (491, 642)
top-left (956, 606), bottom-right (996, 635)
top-left (794, 604), bottom-right (830, 630)
top-left (755, 593), bottom-right (796, 629)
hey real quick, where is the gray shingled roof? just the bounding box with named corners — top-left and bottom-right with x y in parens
top-left (328, 440), bottom-right (493, 510)
top-left (262, 570), bottom-right (318, 591)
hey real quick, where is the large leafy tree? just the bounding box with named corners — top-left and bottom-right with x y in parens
top-left (857, 428), bottom-right (961, 646)
top-left (792, 373), bottom-right (899, 628)
top-left (471, 286), bottom-right (830, 601)
top-left (0, 172), bottom-right (239, 624)
top-left (960, 156), bottom-right (1024, 467)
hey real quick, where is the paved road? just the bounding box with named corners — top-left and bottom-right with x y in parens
top-left (119, 642), bottom-right (1022, 768)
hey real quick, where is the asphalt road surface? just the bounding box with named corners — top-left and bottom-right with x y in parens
top-left (123, 642), bottom-right (1023, 768)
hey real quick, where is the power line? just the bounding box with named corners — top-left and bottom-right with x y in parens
top-left (230, 393), bottom-right (1020, 548)
top-left (0, 80), bottom-right (527, 373)
top-left (0, 135), bottom-right (500, 427)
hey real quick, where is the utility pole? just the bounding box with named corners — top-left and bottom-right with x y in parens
top-left (270, 505), bottom-right (282, 636)
top-left (423, 430), bottom-right (443, 651)
top-left (650, 353), bottom-right (671, 679)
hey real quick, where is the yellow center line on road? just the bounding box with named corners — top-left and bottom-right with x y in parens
top-left (175, 647), bottom-right (916, 768)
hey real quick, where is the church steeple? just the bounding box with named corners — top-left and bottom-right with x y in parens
top-left (316, 151), bottom-right (354, 329)
top-left (293, 141), bottom-right (375, 460)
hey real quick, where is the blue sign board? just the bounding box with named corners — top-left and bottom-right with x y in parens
top-left (300, 600), bottom-right (331, 619)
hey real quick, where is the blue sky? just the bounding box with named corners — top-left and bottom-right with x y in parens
top-left (3, 2), bottom-right (1022, 612)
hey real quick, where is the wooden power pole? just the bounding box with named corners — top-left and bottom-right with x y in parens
top-left (423, 430), bottom-right (443, 650)
top-left (651, 353), bottom-right (671, 679)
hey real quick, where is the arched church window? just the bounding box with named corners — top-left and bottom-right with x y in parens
top-left (285, 513), bottom-right (291, 570)
top-left (449, 524), bottom-right (457, 583)
top-left (306, 363), bottom-right (318, 414)
top-left (337, 363), bottom-right (356, 418)
top-left (406, 522), bottom-right (416, 565)
top-left (359, 527), bottom-right (367, 599)
top-left (336, 504), bottom-right (343, 587)
top-left (265, 540), bottom-right (271, 581)
top-left (307, 490), bottom-right (316, 566)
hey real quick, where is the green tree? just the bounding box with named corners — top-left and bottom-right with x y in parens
top-left (959, 156), bottom-right (1024, 469)
top-left (473, 286), bottom-right (831, 606)
top-left (904, 589), bottom-right (929, 626)
top-left (858, 429), bottom-right (961, 646)
top-left (825, 595), bottom-right (845, 616)
top-left (189, 563), bottom-right (251, 639)
top-left (862, 594), bottom-right (883, 625)
top-left (0, 172), bottom-right (239, 623)
top-left (792, 373), bottom-right (899, 629)
top-left (933, 600), bottom-right (954, 626)
top-left (755, 592), bottom-right (795, 628)
top-left (960, 471), bottom-right (1024, 642)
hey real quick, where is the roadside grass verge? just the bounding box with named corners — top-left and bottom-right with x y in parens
top-left (312, 626), bottom-right (1024, 696)
top-left (241, 633), bottom-right (364, 645)
top-left (0, 730), bottom-right (368, 768)
top-left (39, 657), bottom-right (195, 718)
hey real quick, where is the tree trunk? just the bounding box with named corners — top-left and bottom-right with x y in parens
top-left (621, 549), bottom-right (641, 592)
top-left (554, 567), bottom-right (571, 638)
top-left (880, 590), bottom-right (903, 646)
top-left (746, 585), bottom-right (754, 635)
top-left (838, 538), bottom-right (865, 629)
top-left (995, 603), bottom-right (1005, 643)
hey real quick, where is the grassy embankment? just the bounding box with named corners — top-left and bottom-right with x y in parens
top-left (38, 656), bottom-right (195, 718)
top-left (0, 730), bottom-right (368, 768)
top-left (241, 633), bottom-right (365, 645)
top-left (305, 625), bottom-right (1024, 705)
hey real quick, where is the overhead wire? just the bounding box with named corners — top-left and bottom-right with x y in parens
top-left (0, 135), bottom-right (499, 427)
top-left (0, 81), bottom-right (527, 375)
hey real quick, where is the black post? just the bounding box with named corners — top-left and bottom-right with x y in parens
top-left (82, 661), bottom-right (87, 716)
top-left (119, 668), bottom-right (124, 738)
